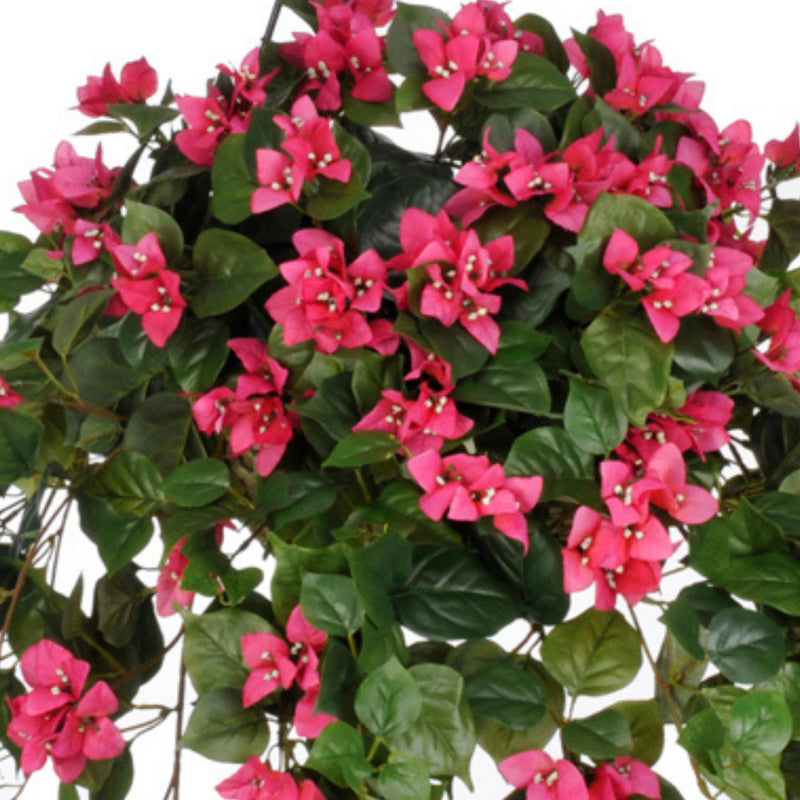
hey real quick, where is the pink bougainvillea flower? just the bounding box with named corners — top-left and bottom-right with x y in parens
top-left (228, 337), bottom-right (289, 398)
top-left (111, 268), bottom-right (186, 348)
top-left (252, 150), bottom-right (305, 213)
top-left (595, 558), bottom-right (663, 611)
top-left (754, 288), bottom-right (800, 375)
top-left (403, 337), bottom-right (454, 390)
top-left (698, 246), bottom-right (763, 331)
top-left (0, 373), bottom-right (23, 407)
top-left (216, 756), bottom-right (300, 800)
top-left (241, 632), bottom-right (297, 707)
top-left (589, 757), bottom-right (661, 799)
top-left (562, 506), bottom-right (618, 593)
top-left (111, 231), bottom-right (165, 279)
top-left (413, 27), bottom-right (480, 112)
top-left (192, 386), bottom-right (237, 435)
top-left (298, 778), bottom-right (328, 800)
top-left (500, 749), bottom-right (589, 800)
top-left (345, 28), bottom-right (393, 102)
top-left (641, 271), bottom-right (709, 343)
top-left (49, 681), bottom-right (125, 782)
top-left (19, 640), bottom-right (89, 716)
top-left (6, 695), bottom-right (66, 776)
top-left (76, 57), bottom-right (158, 117)
top-left (286, 604), bottom-right (327, 691)
top-left (677, 389), bottom-right (734, 455)
top-left (765, 123), bottom-right (800, 170)
top-left (294, 685), bottom-right (337, 738)
top-left (155, 536), bottom-right (195, 617)
top-left (644, 443), bottom-right (718, 524)
top-left (227, 394), bottom-right (294, 477)
top-left (71, 220), bottom-right (120, 266)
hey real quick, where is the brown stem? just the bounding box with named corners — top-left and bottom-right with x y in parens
top-left (112, 628), bottom-right (184, 691)
top-left (161, 645), bottom-right (187, 800)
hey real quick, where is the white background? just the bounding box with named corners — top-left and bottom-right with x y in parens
top-left (0, 1), bottom-right (797, 798)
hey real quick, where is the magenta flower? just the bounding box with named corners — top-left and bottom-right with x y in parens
top-left (228, 337), bottom-right (289, 398)
top-left (192, 386), bottom-right (237, 435)
top-left (294, 685), bottom-right (337, 738)
top-left (216, 756), bottom-right (300, 800)
top-left (0, 374), bottom-right (23, 408)
top-left (241, 632), bottom-right (298, 707)
top-left (561, 506), bottom-right (618, 593)
top-left (699, 247), bottom-right (763, 332)
top-left (155, 536), bottom-right (195, 617)
top-left (71, 220), bottom-right (120, 266)
top-left (594, 557), bottom-right (663, 611)
top-left (765, 123), bottom-right (800, 170)
top-left (413, 27), bottom-right (480, 111)
top-left (252, 150), bottom-right (305, 213)
top-left (76, 57), bottom-right (158, 117)
top-left (500, 750), bottom-right (589, 800)
top-left (111, 231), bottom-right (166, 279)
top-left (227, 395), bottom-right (294, 477)
top-left (589, 757), bottom-right (661, 799)
top-left (754, 289), bottom-right (800, 375)
top-left (286, 604), bottom-right (328, 691)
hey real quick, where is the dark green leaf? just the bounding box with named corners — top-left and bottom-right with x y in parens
top-left (582, 315), bottom-right (674, 426)
top-left (52, 290), bottom-right (113, 357)
top-left (355, 655), bottom-right (422, 737)
top-left (122, 200), bottom-right (184, 264)
top-left (514, 14), bottom-right (569, 72)
top-left (295, 371), bottom-right (360, 441)
top-left (118, 312), bottom-right (165, 373)
top-left (562, 709), bottom-right (632, 759)
top-left (762, 199), bottom-right (800, 275)
top-left (166, 317), bottom-right (230, 393)
top-left (301, 573), bottom-right (365, 637)
top-left (564, 377), bottom-right (628, 455)
top-left (182, 608), bottom-right (275, 694)
top-left (393, 546), bottom-right (519, 640)
top-left (95, 566), bottom-right (151, 648)
top-left (473, 202), bottom-right (550, 273)
top-left (0, 408), bottom-right (43, 485)
top-left (465, 663), bottom-right (545, 729)
top-left (570, 30), bottom-right (617, 95)
top-left (307, 722), bottom-right (372, 789)
top-left (373, 753), bottom-right (431, 800)
top-left (88, 450), bottom-right (165, 515)
top-left (68, 338), bottom-right (144, 407)
top-left (608, 700), bottom-right (664, 766)
top-left (386, 3), bottom-right (450, 75)
top-left (388, 664), bottom-right (476, 784)
top-left (123, 393), bottom-right (192, 476)
top-left (474, 53), bottom-right (575, 111)
top-left (164, 458), bottom-right (230, 507)
top-left (323, 431), bottom-right (399, 468)
top-left (89, 747), bottom-right (133, 800)
top-left (180, 687), bottom-right (268, 763)
top-left (190, 229), bottom-right (278, 317)
top-left (673, 316), bottom-right (736, 383)
top-left (706, 608), bottom-right (785, 684)
top-left (107, 103), bottom-right (179, 136)
top-left (541, 608), bottom-right (642, 697)
top-left (211, 134), bottom-right (255, 225)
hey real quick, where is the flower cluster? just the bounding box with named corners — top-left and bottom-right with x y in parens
top-left (266, 227), bottom-right (392, 353)
top-left (392, 208), bottom-right (525, 353)
top-left (499, 749), bottom-right (660, 800)
top-left (176, 48), bottom-right (273, 166)
top-left (413, 0), bottom-right (541, 111)
top-left (280, 0), bottom-right (394, 110)
top-left (6, 640), bottom-right (125, 783)
top-left (753, 289), bottom-right (800, 380)
top-left (602, 231), bottom-right (763, 343)
top-left (15, 141), bottom-right (119, 241)
top-left (241, 605), bottom-right (336, 738)
top-left (446, 127), bottom-right (665, 233)
top-left (252, 96), bottom-right (353, 213)
top-left (75, 57), bottom-right (158, 117)
top-left (192, 338), bottom-right (295, 477)
top-left (563, 438), bottom-right (718, 609)
top-left (216, 755), bottom-right (326, 800)
top-left (108, 231), bottom-right (186, 347)
top-left (407, 450), bottom-right (543, 552)
top-left (565, 11), bottom-right (701, 118)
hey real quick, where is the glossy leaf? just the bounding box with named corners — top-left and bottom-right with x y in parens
top-left (564, 377), bottom-right (628, 454)
top-left (561, 709), bottom-right (632, 759)
top-left (164, 458), bottom-right (230, 507)
top-left (464, 662), bottom-right (546, 729)
top-left (729, 690), bottom-right (793, 756)
top-left (306, 721), bottom-right (372, 789)
top-left (122, 200), bottom-right (184, 264)
top-left (355, 656), bottom-right (423, 737)
top-left (300, 573), bottom-right (365, 637)
top-left (0, 407), bottom-right (43, 485)
top-left (322, 430), bottom-right (399, 468)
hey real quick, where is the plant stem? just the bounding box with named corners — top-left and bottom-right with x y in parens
top-left (162, 647), bottom-right (187, 800)
top-left (263, 0), bottom-right (284, 45)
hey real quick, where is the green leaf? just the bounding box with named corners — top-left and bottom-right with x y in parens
top-left (95, 565), bottom-right (151, 648)
top-left (60, 782), bottom-right (81, 800)
top-left (454, 324), bottom-right (551, 415)
top-left (122, 393), bottom-right (192, 476)
top-left (373, 753), bottom-right (431, 800)
top-left (753, 491), bottom-right (800, 540)
top-left (762, 199), bottom-right (800, 275)
top-left (673, 316), bottom-right (736, 383)
top-left (182, 608), bottom-right (275, 694)
top-left (541, 608), bottom-right (642, 697)
top-left (166, 317), bottom-right (230, 393)
top-left (570, 30), bottom-right (617, 95)
top-left (107, 103), bottom-right (178, 136)
top-left (564, 377), bottom-right (628, 455)
top-left (77, 495), bottom-right (154, 575)
top-left (316, 639), bottom-right (361, 720)
top-left (388, 664), bottom-right (476, 784)
top-left (729, 690), bottom-right (793, 757)
top-left (759, 662), bottom-right (800, 739)
top-left (0, 231), bottom-right (40, 310)
top-left (255, 471), bottom-right (337, 527)
top-left (68, 338), bottom-right (144, 408)
top-left (122, 200), bottom-right (184, 264)
top-left (355, 656), bottom-right (423, 737)
top-left (164, 458), bottom-right (230, 507)
top-left (473, 202), bottom-right (551, 273)
top-left (706, 608), bottom-right (786, 684)
top-left (88, 450), bottom-right (165, 515)
top-left (348, 532), bottom-right (413, 629)
top-left (190, 228), bottom-right (278, 317)
top-left (89, 747), bottom-right (133, 800)
top-left (322, 430), bottom-right (399, 468)
top-left (0, 338), bottom-right (43, 371)
top-left (301, 573), bottom-right (365, 637)
top-left (306, 721), bottom-right (372, 789)
top-left (118, 312), bottom-right (165, 373)
top-left (504, 426), bottom-right (596, 504)
top-left (678, 708), bottom-right (726, 762)
top-left (562, 709), bottom-right (632, 760)
top-left (386, 2), bottom-right (450, 75)
top-left (582, 315), bottom-right (674, 426)
top-left (608, 700), bottom-right (664, 766)
top-left (295, 371), bottom-right (360, 442)
top-left (714, 551), bottom-right (800, 616)
top-left (211, 134), bottom-right (255, 225)
top-left (465, 663), bottom-right (545, 729)
top-left (343, 93), bottom-right (401, 127)
top-left (474, 53), bottom-right (576, 111)
top-left (514, 14), bottom-right (569, 72)
top-left (0, 408), bottom-right (43, 485)
top-left (393, 546), bottom-right (519, 640)
top-left (714, 749), bottom-right (786, 800)
top-left (180, 687), bottom-right (268, 763)
top-left (51, 290), bottom-right (113, 357)
top-left (405, 315), bottom-right (491, 381)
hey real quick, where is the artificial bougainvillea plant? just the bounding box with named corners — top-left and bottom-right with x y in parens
top-left (1, 1), bottom-right (799, 798)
